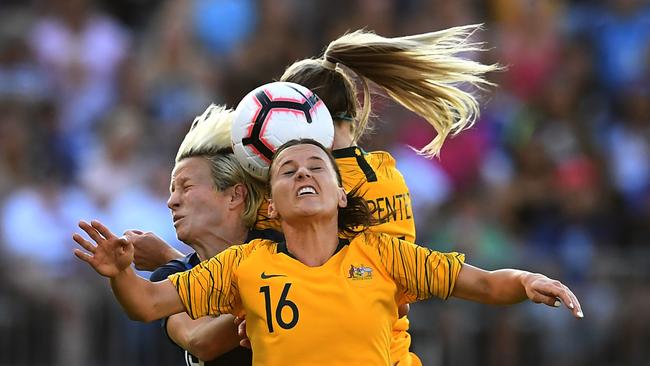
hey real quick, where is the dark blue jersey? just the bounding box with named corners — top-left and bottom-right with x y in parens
top-left (150, 229), bottom-right (283, 366)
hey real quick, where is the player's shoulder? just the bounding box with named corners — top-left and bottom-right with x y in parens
top-left (350, 231), bottom-right (395, 249)
top-left (210, 240), bottom-right (279, 268)
top-left (239, 238), bottom-right (280, 255)
top-left (366, 149), bottom-right (396, 161)
top-left (359, 148), bottom-right (399, 172)
top-left (333, 146), bottom-right (399, 178)
top-left (220, 239), bottom-right (280, 271)
top-left (333, 146), bottom-right (396, 162)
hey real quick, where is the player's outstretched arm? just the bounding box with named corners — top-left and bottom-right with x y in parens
top-left (124, 230), bottom-right (184, 271)
top-left (451, 264), bottom-right (584, 319)
top-left (73, 220), bottom-right (185, 322)
top-left (167, 314), bottom-right (241, 361)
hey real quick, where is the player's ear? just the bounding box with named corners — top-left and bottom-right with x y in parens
top-left (229, 184), bottom-right (247, 208)
top-left (337, 187), bottom-right (347, 208)
top-left (268, 198), bottom-right (280, 219)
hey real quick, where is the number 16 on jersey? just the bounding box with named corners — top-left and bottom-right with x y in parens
top-left (259, 283), bottom-right (300, 332)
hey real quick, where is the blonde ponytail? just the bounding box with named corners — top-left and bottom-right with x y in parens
top-left (284, 24), bottom-right (499, 157)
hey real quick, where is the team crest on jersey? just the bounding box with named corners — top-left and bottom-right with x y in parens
top-left (347, 264), bottom-right (373, 280)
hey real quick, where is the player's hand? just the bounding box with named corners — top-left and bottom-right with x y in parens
top-left (125, 230), bottom-right (183, 271)
top-left (234, 316), bottom-right (251, 349)
top-left (73, 220), bottom-right (134, 278)
top-left (522, 273), bottom-right (584, 319)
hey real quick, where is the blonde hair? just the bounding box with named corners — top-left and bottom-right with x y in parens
top-left (176, 104), bottom-right (264, 228)
top-left (281, 24), bottom-right (499, 157)
top-left (176, 104), bottom-right (233, 162)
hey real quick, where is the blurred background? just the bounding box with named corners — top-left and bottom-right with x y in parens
top-left (0, 0), bottom-right (649, 365)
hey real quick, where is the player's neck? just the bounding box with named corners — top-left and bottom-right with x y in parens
top-left (191, 223), bottom-right (248, 261)
top-left (281, 217), bottom-right (340, 267)
top-left (332, 121), bottom-right (354, 150)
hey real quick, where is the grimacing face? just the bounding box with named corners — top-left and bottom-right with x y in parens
top-left (167, 157), bottom-right (232, 244)
top-left (267, 144), bottom-right (347, 222)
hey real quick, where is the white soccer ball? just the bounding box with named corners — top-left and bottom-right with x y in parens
top-left (231, 81), bottom-right (334, 180)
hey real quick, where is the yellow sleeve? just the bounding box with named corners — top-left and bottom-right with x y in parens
top-left (167, 244), bottom-right (251, 319)
top-left (367, 232), bottom-right (465, 302)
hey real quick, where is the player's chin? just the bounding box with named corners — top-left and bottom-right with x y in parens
top-left (296, 203), bottom-right (338, 219)
top-left (175, 227), bottom-right (190, 244)
top-left (295, 200), bottom-right (325, 212)
top-left (282, 206), bottom-right (319, 221)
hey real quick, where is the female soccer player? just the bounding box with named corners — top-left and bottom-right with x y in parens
top-left (89, 105), bottom-right (281, 365)
top-left (73, 139), bottom-right (582, 366)
top-left (274, 23), bottom-right (499, 364)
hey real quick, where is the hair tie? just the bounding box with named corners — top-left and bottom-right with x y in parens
top-left (322, 59), bottom-right (337, 71)
top-left (333, 112), bottom-right (354, 122)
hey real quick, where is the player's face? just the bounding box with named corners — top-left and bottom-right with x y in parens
top-left (268, 144), bottom-right (346, 222)
top-left (167, 157), bottom-right (230, 244)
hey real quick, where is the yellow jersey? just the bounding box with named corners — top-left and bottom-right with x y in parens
top-left (254, 146), bottom-right (418, 364)
top-left (168, 232), bottom-right (464, 366)
top-left (256, 147), bottom-right (416, 242)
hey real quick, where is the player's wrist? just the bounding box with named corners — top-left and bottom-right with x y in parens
top-left (112, 265), bottom-right (136, 281)
top-left (519, 271), bottom-right (545, 295)
top-left (164, 246), bottom-right (184, 263)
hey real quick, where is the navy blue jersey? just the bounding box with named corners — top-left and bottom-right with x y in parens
top-left (150, 229), bottom-right (282, 366)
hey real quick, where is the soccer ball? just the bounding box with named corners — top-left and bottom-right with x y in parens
top-left (231, 81), bottom-right (334, 180)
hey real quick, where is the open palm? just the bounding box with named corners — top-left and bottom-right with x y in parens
top-left (73, 220), bottom-right (134, 278)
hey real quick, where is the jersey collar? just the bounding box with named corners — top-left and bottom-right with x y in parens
top-left (276, 238), bottom-right (350, 259)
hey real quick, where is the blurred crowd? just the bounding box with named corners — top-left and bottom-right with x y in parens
top-left (0, 0), bottom-right (649, 365)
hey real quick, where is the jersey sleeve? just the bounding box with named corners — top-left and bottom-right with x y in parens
top-left (367, 232), bottom-right (465, 302)
top-left (167, 244), bottom-right (252, 319)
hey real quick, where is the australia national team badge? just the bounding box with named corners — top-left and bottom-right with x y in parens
top-left (347, 264), bottom-right (373, 280)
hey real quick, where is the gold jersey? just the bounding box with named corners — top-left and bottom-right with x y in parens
top-left (254, 146), bottom-right (418, 364)
top-left (255, 147), bottom-right (416, 243)
top-left (168, 232), bottom-right (464, 366)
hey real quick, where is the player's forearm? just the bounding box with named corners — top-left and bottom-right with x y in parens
top-left (150, 245), bottom-right (184, 270)
top-left (452, 264), bottom-right (529, 305)
top-left (166, 313), bottom-right (196, 350)
top-left (171, 315), bottom-right (240, 361)
top-left (479, 269), bottom-right (530, 305)
top-left (453, 264), bottom-right (584, 318)
top-left (110, 268), bottom-right (181, 322)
